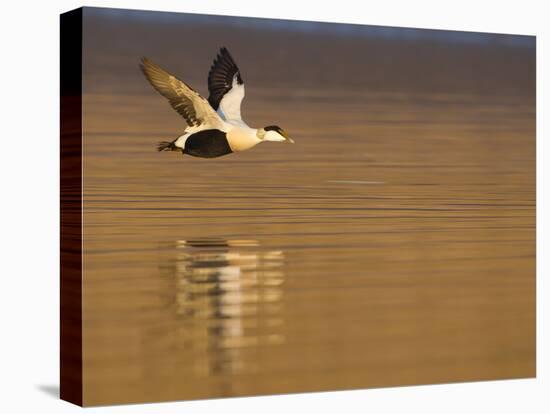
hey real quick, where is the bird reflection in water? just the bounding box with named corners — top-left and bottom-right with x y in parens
top-left (161, 238), bottom-right (286, 377)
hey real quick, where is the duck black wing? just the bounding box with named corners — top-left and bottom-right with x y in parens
top-left (140, 57), bottom-right (223, 129)
top-left (207, 47), bottom-right (245, 122)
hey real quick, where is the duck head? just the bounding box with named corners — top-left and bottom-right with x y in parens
top-left (258, 125), bottom-right (295, 144)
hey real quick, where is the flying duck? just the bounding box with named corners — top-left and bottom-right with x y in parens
top-left (140, 47), bottom-right (294, 158)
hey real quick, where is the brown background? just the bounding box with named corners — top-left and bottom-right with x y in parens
top-left (79, 7), bottom-right (535, 406)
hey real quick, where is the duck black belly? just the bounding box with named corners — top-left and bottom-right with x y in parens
top-left (184, 129), bottom-right (233, 158)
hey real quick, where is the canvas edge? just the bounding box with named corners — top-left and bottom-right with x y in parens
top-left (60, 7), bottom-right (84, 407)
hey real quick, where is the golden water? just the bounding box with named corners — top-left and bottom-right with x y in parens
top-left (81, 88), bottom-right (535, 405)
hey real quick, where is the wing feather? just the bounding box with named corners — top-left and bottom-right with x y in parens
top-left (207, 48), bottom-right (245, 121)
top-left (140, 57), bottom-right (223, 129)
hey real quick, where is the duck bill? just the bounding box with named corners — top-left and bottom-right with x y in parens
top-left (285, 137), bottom-right (295, 144)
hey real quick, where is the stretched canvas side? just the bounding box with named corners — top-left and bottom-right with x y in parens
top-left (60, 7), bottom-right (83, 407)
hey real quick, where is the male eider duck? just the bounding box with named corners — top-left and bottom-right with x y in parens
top-left (140, 47), bottom-right (294, 158)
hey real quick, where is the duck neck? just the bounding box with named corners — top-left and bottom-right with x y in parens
top-left (226, 127), bottom-right (262, 152)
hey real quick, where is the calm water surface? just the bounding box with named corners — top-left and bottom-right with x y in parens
top-left (80, 87), bottom-right (535, 404)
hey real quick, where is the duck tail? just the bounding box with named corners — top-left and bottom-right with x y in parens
top-left (157, 141), bottom-right (176, 152)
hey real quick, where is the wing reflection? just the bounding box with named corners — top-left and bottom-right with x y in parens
top-left (160, 238), bottom-right (286, 376)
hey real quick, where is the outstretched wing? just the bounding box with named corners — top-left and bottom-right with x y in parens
top-left (208, 47), bottom-right (245, 122)
top-left (140, 57), bottom-right (224, 129)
